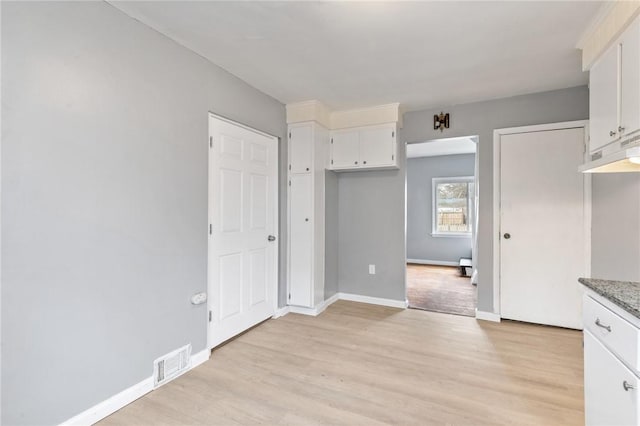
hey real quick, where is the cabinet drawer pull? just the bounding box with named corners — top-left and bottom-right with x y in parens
top-left (595, 318), bottom-right (612, 332)
top-left (623, 381), bottom-right (634, 391)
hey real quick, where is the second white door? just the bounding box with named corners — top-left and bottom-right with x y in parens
top-left (208, 115), bottom-right (278, 349)
top-left (499, 126), bottom-right (587, 329)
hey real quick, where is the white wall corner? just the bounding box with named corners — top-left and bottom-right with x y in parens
top-left (475, 309), bottom-right (501, 323)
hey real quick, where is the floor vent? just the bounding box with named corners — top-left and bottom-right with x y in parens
top-left (153, 343), bottom-right (192, 388)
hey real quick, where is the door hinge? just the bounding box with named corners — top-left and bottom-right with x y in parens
top-left (289, 164), bottom-right (291, 170)
top-left (209, 136), bottom-right (212, 148)
top-left (392, 131), bottom-right (395, 138)
top-left (209, 224), bottom-right (212, 235)
top-left (331, 138), bottom-right (333, 144)
top-left (331, 159), bottom-right (334, 165)
top-left (289, 180), bottom-right (291, 186)
top-left (392, 154), bottom-right (394, 161)
top-left (209, 310), bottom-right (212, 322)
top-left (289, 132), bottom-right (291, 139)
top-left (288, 293), bottom-right (291, 300)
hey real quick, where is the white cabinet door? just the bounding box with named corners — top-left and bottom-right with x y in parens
top-left (289, 124), bottom-right (312, 174)
top-left (620, 18), bottom-right (640, 138)
top-left (359, 125), bottom-right (395, 167)
top-left (585, 330), bottom-right (640, 426)
top-left (590, 45), bottom-right (620, 153)
top-left (289, 174), bottom-right (312, 307)
top-left (331, 129), bottom-right (360, 169)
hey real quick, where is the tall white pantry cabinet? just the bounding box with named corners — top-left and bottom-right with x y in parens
top-left (287, 122), bottom-right (328, 308)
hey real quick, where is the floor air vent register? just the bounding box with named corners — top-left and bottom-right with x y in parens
top-left (153, 343), bottom-right (192, 388)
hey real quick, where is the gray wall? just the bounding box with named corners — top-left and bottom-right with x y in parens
top-left (591, 174), bottom-right (640, 281)
top-left (324, 171), bottom-right (339, 299)
top-left (407, 154), bottom-right (475, 263)
top-left (337, 86), bottom-right (589, 308)
top-left (1, 2), bottom-right (286, 424)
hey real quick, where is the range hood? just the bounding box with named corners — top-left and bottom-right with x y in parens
top-left (580, 146), bottom-right (640, 173)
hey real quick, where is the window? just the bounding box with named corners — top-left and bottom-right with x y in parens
top-left (432, 176), bottom-right (474, 236)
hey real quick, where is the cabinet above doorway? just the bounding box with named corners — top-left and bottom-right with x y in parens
top-left (329, 123), bottom-right (398, 171)
top-left (286, 100), bottom-right (401, 172)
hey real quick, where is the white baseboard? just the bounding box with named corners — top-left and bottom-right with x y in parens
top-left (475, 309), bottom-right (501, 322)
top-left (61, 348), bottom-right (211, 426)
top-left (407, 259), bottom-right (459, 267)
top-left (338, 292), bottom-right (408, 309)
top-left (272, 306), bottom-right (290, 318)
top-left (289, 293), bottom-right (340, 317)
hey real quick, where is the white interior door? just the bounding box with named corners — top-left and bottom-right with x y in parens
top-left (208, 115), bottom-right (278, 349)
top-left (499, 127), bottom-right (586, 329)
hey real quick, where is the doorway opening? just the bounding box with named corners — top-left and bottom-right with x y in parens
top-left (405, 136), bottom-right (478, 317)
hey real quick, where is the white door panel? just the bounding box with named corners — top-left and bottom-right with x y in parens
top-left (289, 124), bottom-right (312, 174)
top-left (585, 330), bottom-right (640, 426)
top-left (331, 129), bottom-right (360, 168)
top-left (590, 46), bottom-right (619, 152)
top-left (500, 127), bottom-right (586, 329)
top-left (621, 18), bottom-right (640, 138)
top-left (289, 174), bottom-right (312, 307)
top-left (359, 125), bottom-right (394, 167)
top-left (209, 116), bottom-right (277, 349)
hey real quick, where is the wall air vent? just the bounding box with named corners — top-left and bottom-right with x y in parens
top-left (153, 344), bottom-right (191, 388)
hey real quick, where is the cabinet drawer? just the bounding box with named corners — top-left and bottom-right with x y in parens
top-left (585, 330), bottom-right (640, 426)
top-left (584, 295), bottom-right (640, 372)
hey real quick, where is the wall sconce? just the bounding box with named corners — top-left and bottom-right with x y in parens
top-left (434, 112), bottom-right (450, 132)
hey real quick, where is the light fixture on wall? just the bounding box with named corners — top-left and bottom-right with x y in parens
top-left (434, 112), bottom-right (450, 132)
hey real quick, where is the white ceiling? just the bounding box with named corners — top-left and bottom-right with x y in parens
top-left (407, 137), bottom-right (477, 158)
top-left (110, 1), bottom-right (603, 112)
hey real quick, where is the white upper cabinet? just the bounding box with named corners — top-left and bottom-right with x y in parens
top-left (589, 16), bottom-right (640, 154)
top-left (620, 18), bottom-right (640, 139)
top-left (289, 124), bottom-right (312, 174)
top-left (359, 125), bottom-right (396, 167)
top-left (590, 44), bottom-right (619, 153)
top-left (329, 123), bottom-right (397, 171)
top-left (330, 128), bottom-right (360, 168)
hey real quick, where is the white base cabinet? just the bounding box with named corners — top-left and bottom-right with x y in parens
top-left (585, 330), bottom-right (639, 426)
top-left (583, 292), bottom-right (640, 426)
top-left (287, 121), bottom-right (327, 308)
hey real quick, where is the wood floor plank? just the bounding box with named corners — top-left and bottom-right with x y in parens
top-left (99, 300), bottom-right (583, 425)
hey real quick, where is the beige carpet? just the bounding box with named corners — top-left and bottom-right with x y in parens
top-left (406, 264), bottom-right (477, 317)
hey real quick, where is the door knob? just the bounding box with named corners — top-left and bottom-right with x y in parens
top-left (503, 233), bottom-right (511, 239)
top-left (268, 235), bottom-right (276, 242)
top-left (610, 130), bottom-right (617, 137)
top-left (619, 126), bottom-right (626, 133)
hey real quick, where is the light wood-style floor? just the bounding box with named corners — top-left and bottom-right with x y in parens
top-left (100, 301), bottom-right (584, 425)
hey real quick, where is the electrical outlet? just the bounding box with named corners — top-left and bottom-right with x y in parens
top-left (369, 264), bottom-right (376, 275)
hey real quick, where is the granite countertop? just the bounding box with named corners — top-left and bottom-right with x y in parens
top-left (579, 278), bottom-right (640, 319)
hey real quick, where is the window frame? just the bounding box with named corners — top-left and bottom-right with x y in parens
top-left (431, 176), bottom-right (474, 238)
